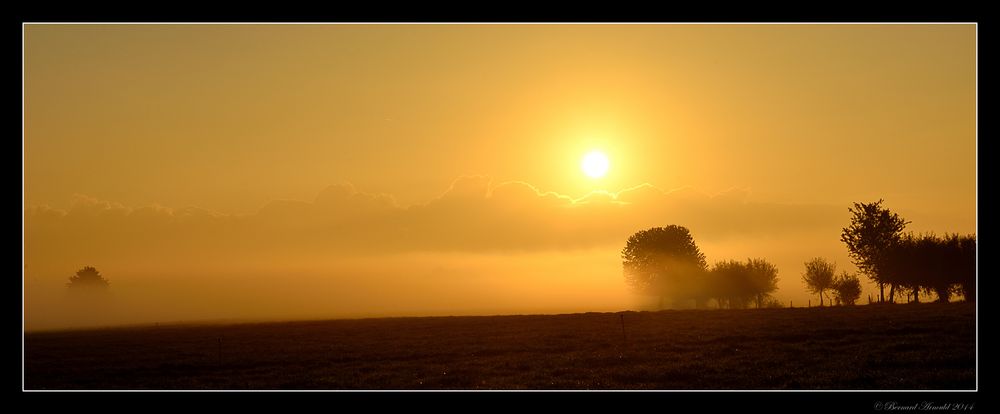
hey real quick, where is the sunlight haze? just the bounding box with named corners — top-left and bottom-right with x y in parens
top-left (24, 24), bottom-right (976, 330)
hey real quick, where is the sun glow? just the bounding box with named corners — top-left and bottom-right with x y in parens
top-left (581, 151), bottom-right (610, 179)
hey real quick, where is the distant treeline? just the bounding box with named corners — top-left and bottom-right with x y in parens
top-left (880, 233), bottom-right (975, 303)
top-left (841, 200), bottom-right (975, 304)
top-left (801, 258), bottom-right (863, 306)
top-left (622, 199), bottom-right (976, 309)
top-left (622, 226), bottom-right (780, 309)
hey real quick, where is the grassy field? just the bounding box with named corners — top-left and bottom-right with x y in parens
top-left (24, 302), bottom-right (975, 390)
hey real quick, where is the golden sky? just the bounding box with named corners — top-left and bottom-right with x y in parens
top-left (24, 24), bottom-right (976, 330)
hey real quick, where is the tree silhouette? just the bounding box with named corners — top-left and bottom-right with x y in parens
top-left (802, 258), bottom-right (835, 306)
top-left (883, 233), bottom-right (922, 303)
top-left (709, 258), bottom-right (779, 309)
top-left (957, 235), bottom-right (976, 302)
top-left (67, 266), bottom-right (110, 289)
top-left (935, 233), bottom-right (975, 303)
top-left (746, 258), bottom-right (779, 309)
top-left (840, 200), bottom-right (909, 303)
top-left (622, 225), bottom-right (707, 308)
top-left (831, 271), bottom-right (862, 305)
top-left (885, 232), bottom-right (976, 303)
top-left (934, 234), bottom-right (962, 303)
top-left (908, 233), bottom-right (941, 303)
top-left (709, 260), bottom-right (751, 309)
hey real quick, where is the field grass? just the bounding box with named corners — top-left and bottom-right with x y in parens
top-left (24, 302), bottom-right (975, 390)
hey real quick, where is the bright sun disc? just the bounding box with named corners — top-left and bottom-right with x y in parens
top-left (581, 151), bottom-right (610, 178)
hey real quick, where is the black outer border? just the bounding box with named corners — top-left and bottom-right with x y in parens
top-left (12, 6), bottom-right (987, 413)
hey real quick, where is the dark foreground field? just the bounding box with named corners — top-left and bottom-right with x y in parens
top-left (25, 302), bottom-right (975, 390)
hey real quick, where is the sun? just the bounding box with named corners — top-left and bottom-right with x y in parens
top-left (581, 150), bottom-right (610, 178)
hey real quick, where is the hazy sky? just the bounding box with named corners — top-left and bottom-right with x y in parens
top-left (24, 24), bottom-right (976, 330)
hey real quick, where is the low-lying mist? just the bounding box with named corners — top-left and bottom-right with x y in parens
top-left (24, 179), bottom-right (973, 331)
top-left (26, 249), bottom-right (634, 331)
top-left (25, 233), bottom-right (862, 332)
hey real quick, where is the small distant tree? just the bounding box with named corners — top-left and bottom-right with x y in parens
top-left (746, 258), bottom-right (779, 309)
top-left (831, 271), bottom-right (862, 305)
top-left (911, 234), bottom-right (943, 303)
top-left (707, 258), bottom-right (779, 309)
top-left (840, 200), bottom-right (910, 303)
top-left (883, 233), bottom-right (923, 303)
top-left (802, 258), bottom-right (836, 306)
top-left (67, 266), bottom-right (110, 289)
top-left (957, 235), bottom-right (976, 302)
top-left (933, 234), bottom-right (962, 303)
top-left (709, 260), bottom-right (750, 309)
top-left (622, 226), bottom-right (708, 308)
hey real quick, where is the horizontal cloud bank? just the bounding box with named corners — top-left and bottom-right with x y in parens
top-left (25, 178), bottom-right (887, 330)
top-left (26, 177), bottom-right (847, 266)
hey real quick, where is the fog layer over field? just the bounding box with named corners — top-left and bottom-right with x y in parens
top-left (25, 180), bottom-right (972, 330)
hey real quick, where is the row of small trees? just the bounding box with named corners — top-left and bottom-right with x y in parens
top-left (879, 232), bottom-right (975, 303)
top-left (708, 259), bottom-right (780, 309)
top-left (841, 200), bottom-right (975, 303)
top-left (622, 225), bottom-right (779, 309)
top-left (624, 200), bottom-right (975, 309)
top-left (802, 258), bottom-right (862, 306)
